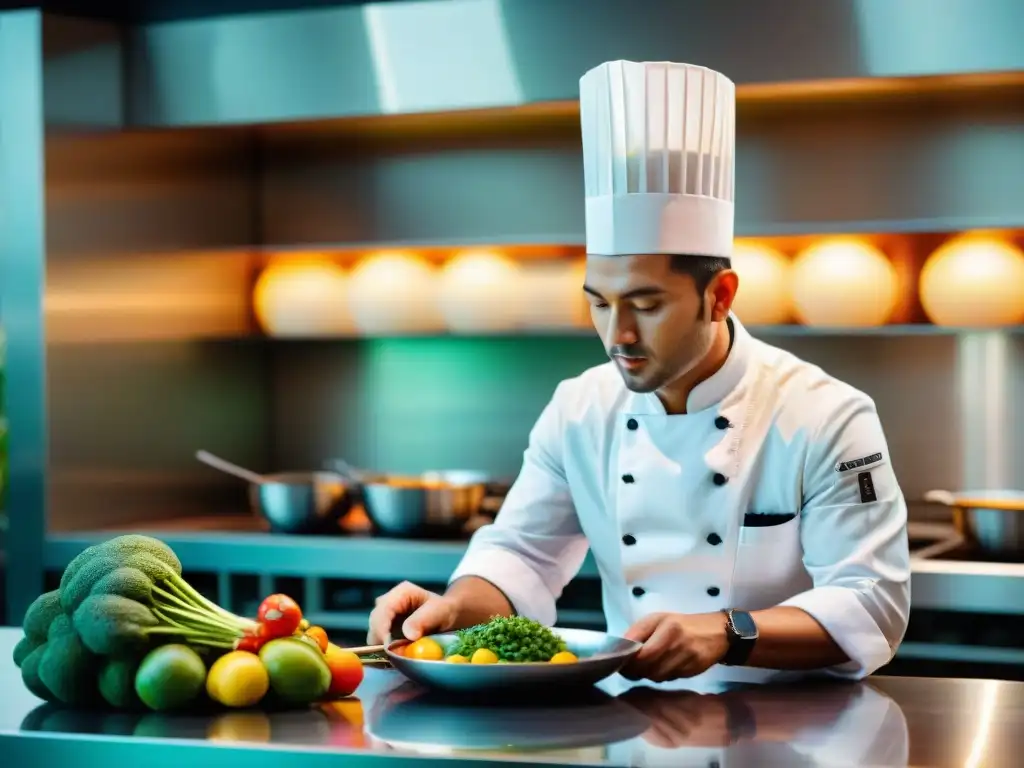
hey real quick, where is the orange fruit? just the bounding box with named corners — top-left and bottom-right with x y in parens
top-left (324, 644), bottom-right (365, 698)
top-left (405, 637), bottom-right (444, 661)
top-left (305, 626), bottom-right (329, 653)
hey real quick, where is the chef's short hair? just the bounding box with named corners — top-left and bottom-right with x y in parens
top-left (669, 255), bottom-right (732, 294)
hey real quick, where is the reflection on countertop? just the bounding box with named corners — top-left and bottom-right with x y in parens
top-left (3, 630), bottom-right (1023, 767)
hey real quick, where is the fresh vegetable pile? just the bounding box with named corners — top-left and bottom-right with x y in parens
top-left (399, 616), bottom-right (579, 665)
top-left (12, 534), bottom-right (371, 711)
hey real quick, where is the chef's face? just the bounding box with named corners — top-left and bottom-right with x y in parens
top-left (583, 254), bottom-right (737, 394)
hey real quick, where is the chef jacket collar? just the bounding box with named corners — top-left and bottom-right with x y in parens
top-left (630, 312), bottom-right (752, 415)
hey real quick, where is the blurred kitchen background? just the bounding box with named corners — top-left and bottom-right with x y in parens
top-left (2, 0), bottom-right (1024, 679)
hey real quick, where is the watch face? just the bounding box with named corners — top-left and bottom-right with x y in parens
top-left (731, 611), bottom-right (758, 638)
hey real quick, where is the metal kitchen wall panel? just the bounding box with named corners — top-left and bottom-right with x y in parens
top-left (259, 92), bottom-right (1024, 246)
top-left (0, 10), bottom-right (48, 625)
top-left (122, 0), bottom-right (1024, 126)
top-left (42, 13), bottom-right (124, 129)
top-left (269, 333), bottom-right (962, 507)
top-left (43, 126), bottom-right (271, 531)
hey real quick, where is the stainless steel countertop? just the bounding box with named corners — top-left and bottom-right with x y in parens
top-left (2, 629), bottom-right (1022, 767)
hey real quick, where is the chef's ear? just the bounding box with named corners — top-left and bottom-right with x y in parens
top-left (706, 268), bottom-right (739, 321)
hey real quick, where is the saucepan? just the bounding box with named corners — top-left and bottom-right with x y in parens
top-left (196, 450), bottom-right (357, 535)
top-left (327, 460), bottom-right (503, 538)
top-left (923, 489), bottom-right (1024, 553)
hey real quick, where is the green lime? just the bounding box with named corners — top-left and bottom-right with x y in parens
top-left (99, 657), bottom-right (143, 710)
top-left (134, 644), bottom-right (206, 711)
top-left (259, 638), bottom-right (331, 706)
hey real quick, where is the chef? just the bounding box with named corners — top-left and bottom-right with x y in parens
top-left (368, 60), bottom-right (911, 686)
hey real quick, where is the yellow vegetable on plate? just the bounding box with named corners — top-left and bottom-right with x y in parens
top-left (470, 648), bottom-right (499, 664)
top-left (549, 651), bottom-right (578, 664)
top-left (406, 637), bottom-right (444, 661)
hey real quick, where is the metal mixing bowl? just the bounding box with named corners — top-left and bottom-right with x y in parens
top-left (361, 471), bottom-right (490, 537)
top-left (249, 471), bottom-right (354, 534)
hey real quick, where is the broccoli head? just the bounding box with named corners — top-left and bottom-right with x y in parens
top-left (59, 535), bottom-right (182, 609)
top-left (21, 645), bottom-right (57, 703)
top-left (62, 552), bottom-right (176, 614)
top-left (73, 594), bottom-right (159, 656)
top-left (23, 591), bottom-right (62, 643)
top-left (95, 535), bottom-right (181, 576)
top-left (48, 613), bottom-right (74, 641)
top-left (38, 630), bottom-right (100, 705)
top-left (13, 636), bottom-right (39, 669)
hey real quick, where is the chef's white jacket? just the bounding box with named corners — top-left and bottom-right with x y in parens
top-left (450, 313), bottom-right (911, 683)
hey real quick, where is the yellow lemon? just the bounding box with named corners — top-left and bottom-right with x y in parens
top-left (445, 654), bottom-right (469, 664)
top-left (406, 637), bottom-right (444, 661)
top-left (470, 648), bottom-right (499, 664)
top-left (206, 651), bottom-right (270, 708)
top-left (549, 651), bottom-right (578, 664)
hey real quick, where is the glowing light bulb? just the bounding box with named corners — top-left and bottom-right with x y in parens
top-left (919, 236), bottom-right (1024, 327)
top-left (437, 250), bottom-right (523, 331)
top-left (253, 257), bottom-right (353, 337)
top-left (347, 251), bottom-right (443, 334)
top-left (730, 241), bottom-right (793, 325)
top-left (791, 238), bottom-right (899, 327)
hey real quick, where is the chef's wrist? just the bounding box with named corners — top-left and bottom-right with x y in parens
top-left (716, 611), bottom-right (733, 663)
top-left (445, 575), bottom-right (516, 625)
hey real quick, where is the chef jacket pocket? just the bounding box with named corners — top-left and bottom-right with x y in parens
top-left (741, 512), bottom-right (796, 528)
top-left (739, 511), bottom-right (800, 545)
top-left (734, 511), bottom-right (804, 601)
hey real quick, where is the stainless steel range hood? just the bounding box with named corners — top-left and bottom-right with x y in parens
top-left (41, 0), bottom-right (1024, 241)
top-left (44, 0), bottom-right (1024, 128)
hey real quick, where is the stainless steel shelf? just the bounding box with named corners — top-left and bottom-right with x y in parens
top-left (45, 530), bottom-right (496, 582)
top-left (189, 324), bottom-right (1024, 343)
top-left (45, 530), bottom-right (1024, 616)
top-left (896, 642), bottom-right (1024, 666)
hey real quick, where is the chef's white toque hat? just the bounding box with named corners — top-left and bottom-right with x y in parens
top-left (580, 60), bottom-right (736, 258)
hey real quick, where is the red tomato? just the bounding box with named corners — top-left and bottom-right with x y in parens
top-left (257, 594), bottom-right (303, 638)
top-left (324, 644), bottom-right (364, 698)
top-left (234, 633), bottom-right (265, 654)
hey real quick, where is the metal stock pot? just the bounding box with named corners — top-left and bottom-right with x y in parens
top-left (359, 471), bottom-right (492, 538)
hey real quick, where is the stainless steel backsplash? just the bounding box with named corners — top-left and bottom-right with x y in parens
top-left (269, 333), bottom-right (994, 507)
top-left (39, 27), bottom-right (1024, 530)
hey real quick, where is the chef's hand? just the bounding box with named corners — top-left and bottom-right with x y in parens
top-left (619, 688), bottom-right (732, 748)
top-left (366, 581), bottom-right (459, 645)
top-left (620, 612), bottom-right (730, 682)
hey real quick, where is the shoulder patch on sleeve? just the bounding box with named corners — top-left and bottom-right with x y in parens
top-left (834, 452), bottom-right (885, 474)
